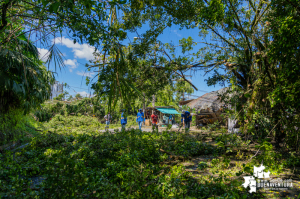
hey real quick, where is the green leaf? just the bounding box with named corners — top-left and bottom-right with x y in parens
top-left (236, 171), bottom-right (243, 176)
top-left (85, 8), bottom-right (91, 15)
top-left (42, 0), bottom-right (48, 7)
top-left (118, 0), bottom-right (127, 4)
top-left (49, 2), bottom-right (60, 12)
top-left (53, 2), bottom-right (60, 12)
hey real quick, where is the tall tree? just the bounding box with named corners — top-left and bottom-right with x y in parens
top-left (0, 32), bottom-right (55, 113)
top-left (102, 0), bottom-right (298, 148)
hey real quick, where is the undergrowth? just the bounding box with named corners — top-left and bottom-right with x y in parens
top-left (0, 114), bottom-right (299, 198)
top-left (0, 109), bottom-right (39, 146)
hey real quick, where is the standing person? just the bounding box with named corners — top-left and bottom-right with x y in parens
top-left (181, 110), bottom-right (185, 127)
top-left (151, 111), bottom-right (159, 132)
top-left (163, 114), bottom-right (168, 124)
top-left (121, 111), bottom-right (127, 131)
top-left (136, 109), bottom-right (144, 131)
top-left (183, 110), bottom-right (192, 132)
top-left (104, 112), bottom-right (111, 129)
top-left (169, 114), bottom-right (173, 125)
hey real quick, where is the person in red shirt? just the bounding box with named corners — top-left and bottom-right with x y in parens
top-left (151, 111), bottom-right (159, 131)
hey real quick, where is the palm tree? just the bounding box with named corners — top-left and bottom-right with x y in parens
top-left (0, 33), bottom-right (55, 114)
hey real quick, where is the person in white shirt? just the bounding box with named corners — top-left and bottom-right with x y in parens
top-left (104, 113), bottom-right (111, 128)
top-left (163, 115), bottom-right (168, 124)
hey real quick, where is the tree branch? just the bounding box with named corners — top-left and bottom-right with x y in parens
top-left (206, 24), bottom-right (238, 49)
top-left (174, 70), bottom-right (198, 91)
top-left (250, 0), bottom-right (263, 32)
top-left (248, 0), bottom-right (257, 12)
top-left (0, 0), bottom-right (15, 31)
top-left (228, 0), bottom-right (252, 55)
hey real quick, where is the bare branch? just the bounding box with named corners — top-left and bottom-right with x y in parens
top-left (174, 70), bottom-right (198, 91)
top-left (250, 0), bottom-right (263, 32)
top-left (206, 24), bottom-right (238, 49)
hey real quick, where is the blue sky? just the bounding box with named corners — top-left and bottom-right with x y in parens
top-left (38, 24), bottom-right (227, 99)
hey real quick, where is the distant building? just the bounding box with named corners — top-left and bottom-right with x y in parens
top-left (50, 81), bottom-right (63, 100)
top-left (178, 87), bottom-right (241, 133)
top-left (183, 87), bottom-right (229, 112)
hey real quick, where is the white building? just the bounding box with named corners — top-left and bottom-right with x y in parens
top-left (50, 81), bottom-right (63, 100)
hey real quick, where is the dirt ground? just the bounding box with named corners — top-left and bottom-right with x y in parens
top-left (99, 125), bottom-right (202, 133)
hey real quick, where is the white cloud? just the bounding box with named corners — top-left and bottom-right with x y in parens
top-left (171, 30), bottom-right (182, 37)
top-left (64, 59), bottom-right (78, 72)
top-left (37, 48), bottom-right (49, 62)
top-left (76, 70), bottom-right (95, 78)
top-left (77, 91), bottom-right (89, 97)
top-left (52, 37), bottom-right (98, 61)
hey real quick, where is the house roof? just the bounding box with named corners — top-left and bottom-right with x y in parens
top-left (178, 99), bottom-right (194, 106)
top-left (146, 106), bottom-right (174, 109)
top-left (186, 87), bottom-right (230, 110)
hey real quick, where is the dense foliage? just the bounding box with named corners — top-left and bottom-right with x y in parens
top-left (1, 114), bottom-right (299, 198)
top-left (0, 33), bottom-right (54, 114)
top-left (1, 1), bottom-right (300, 198)
top-left (105, 0), bottom-right (300, 151)
top-left (33, 98), bottom-right (142, 127)
top-left (0, 110), bottom-right (39, 146)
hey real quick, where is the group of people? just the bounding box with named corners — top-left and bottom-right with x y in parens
top-left (104, 111), bottom-right (128, 131)
top-left (103, 109), bottom-right (192, 132)
top-left (162, 114), bottom-right (175, 125)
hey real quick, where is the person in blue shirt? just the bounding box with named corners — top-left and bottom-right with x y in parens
top-left (182, 110), bottom-right (192, 132)
top-left (121, 111), bottom-right (127, 131)
top-left (136, 109), bottom-right (144, 131)
top-left (181, 111), bottom-right (185, 124)
top-left (169, 114), bottom-right (173, 124)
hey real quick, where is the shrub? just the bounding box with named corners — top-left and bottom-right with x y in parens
top-left (0, 110), bottom-right (38, 145)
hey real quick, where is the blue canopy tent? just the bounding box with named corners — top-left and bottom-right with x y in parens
top-left (156, 108), bottom-right (180, 115)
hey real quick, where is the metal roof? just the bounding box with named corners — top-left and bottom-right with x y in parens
top-left (156, 108), bottom-right (181, 115)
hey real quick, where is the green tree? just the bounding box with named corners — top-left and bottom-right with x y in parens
top-left (265, 0), bottom-right (300, 148)
top-left (53, 91), bottom-right (69, 101)
top-left (67, 95), bottom-right (73, 101)
top-left (0, 0), bottom-right (129, 94)
top-left (135, 0), bottom-right (298, 149)
top-left (0, 33), bottom-right (55, 114)
top-left (91, 0), bottom-right (299, 149)
top-left (154, 79), bottom-right (194, 109)
top-left (75, 94), bottom-right (82, 100)
top-left (88, 38), bottom-right (198, 113)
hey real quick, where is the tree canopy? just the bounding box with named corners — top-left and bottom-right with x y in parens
top-left (85, 0), bottom-right (299, 148)
top-left (1, 0), bottom-right (299, 148)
